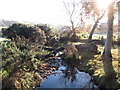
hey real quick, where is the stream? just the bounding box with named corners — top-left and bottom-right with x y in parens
top-left (36, 56), bottom-right (99, 89)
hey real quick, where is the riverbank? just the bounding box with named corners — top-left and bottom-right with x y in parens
top-left (1, 39), bottom-right (59, 89)
top-left (63, 44), bottom-right (119, 89)
top-left (36, 57), bottom-right (99, 89)
top-left (2, 56), bottom-right (59, 89)
top-left (1, 39), bottom-right (119, 89)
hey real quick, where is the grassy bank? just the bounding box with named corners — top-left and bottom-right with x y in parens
top-left (63, 42), bottom-right (119, 88)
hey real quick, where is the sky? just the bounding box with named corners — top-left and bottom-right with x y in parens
top-left (0, 0), bottom-right (118, 26)
top-left (0, 0), bottom-right (72, 25)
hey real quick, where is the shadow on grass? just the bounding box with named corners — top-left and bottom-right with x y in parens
top-left (63, 48), bottom-right (119, 89)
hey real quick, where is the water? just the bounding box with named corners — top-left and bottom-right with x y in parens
top-left (36, 58), bottom-right (99, 89)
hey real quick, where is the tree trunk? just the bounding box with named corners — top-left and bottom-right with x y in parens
top-left (71, 20), bottom-right (76, 40)
top-left (88, 13), bottom-right (104, 43)
top-left (118, 2), bottom-right (120, 32)
top-left (102, 2), bottom-right (116, 77)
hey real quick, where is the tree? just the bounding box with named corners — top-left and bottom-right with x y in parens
top-left (102, 1), bottom-right (116, 77)
top-left (80, 1), bottom-right (105, 42)
top-left (88, 13), bottom-right (105, 42)
top-left (118, 1), bottom-right (120, 31)
top-left (63, 0), bottom-right (81, 40)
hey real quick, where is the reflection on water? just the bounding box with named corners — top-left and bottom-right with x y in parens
top-left (36, 59), bottom-right (99, 89)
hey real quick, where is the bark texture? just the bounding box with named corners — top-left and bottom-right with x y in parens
top-left (102, 2), bottom-right (116, 77)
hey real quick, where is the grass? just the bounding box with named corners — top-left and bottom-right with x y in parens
top-left (69, 39), bottom-right (119, 88)
top-left (87, 45), bottom-right (120, 87)
top-left (98, 44), bottom-right (119, 72)
top-left (87, 33), bottom-right (119, 80)
top-left (92, 32), bottom-right (120, 41)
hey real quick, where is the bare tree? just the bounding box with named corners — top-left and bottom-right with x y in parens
top-left (63, 0), bottom-right (81, 39)
top-left (88, 12), bottom-right (105, 42)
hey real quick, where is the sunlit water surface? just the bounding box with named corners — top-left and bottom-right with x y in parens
top-left (36, 58), bottom-right (99, 89)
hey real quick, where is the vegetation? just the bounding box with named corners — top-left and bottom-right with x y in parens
top-left (2, 40), bottom-right (43, 88)
top-left (36, 24), bottom-right (60, 47)
top-left (1, 23), bottom-right (58, 89)
top-left (2, 23), bottom-right (46, 43)
top-left (1, 0), bottom-right (119, 89)
top-left (62, 38), bottom-right (119, 88)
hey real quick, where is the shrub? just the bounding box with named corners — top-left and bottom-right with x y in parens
top-left (37, 24), bottom-right (60, 47)
top-left (2, 23), bottom-right (46, 43)
top-left (1, 40), bottom-right (46, 88)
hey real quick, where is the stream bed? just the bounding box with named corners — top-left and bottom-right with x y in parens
top-left (36, 57), bottom-right (99, 89)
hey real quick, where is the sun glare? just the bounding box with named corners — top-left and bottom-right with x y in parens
top-left (96, 0), bottom-right (114, 9)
